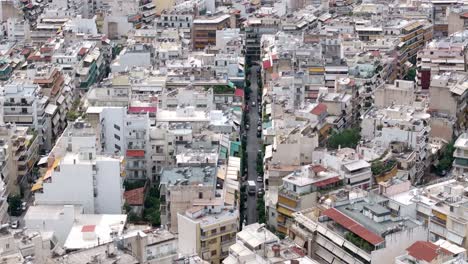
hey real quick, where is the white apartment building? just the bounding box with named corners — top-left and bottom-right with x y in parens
top-left (2, 81), bottom-right (49, 150)
top-left (86, 106), bottom-right (152, 182)
top-left (361, 105), bottom-right (430, 181)
top-left (314, 148), bottom-right (372, 189)
top-left (33, 121), bottom-right (125, 214)
top-left (453, 133), bottom-right (468, 176)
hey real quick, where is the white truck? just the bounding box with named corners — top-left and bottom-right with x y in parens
top-left (247, 180), bottom-right (256, 195)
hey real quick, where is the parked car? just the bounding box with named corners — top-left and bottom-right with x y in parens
top-left (257, 131), bottom-right (262, 137)
top-left (257, 188), bottom-right (265, 197)
top-left (257, 176), bottom-right (263, 182)
top-left (21, 202), bottom-right (26, 211)
top-left (257, 126), bottom-right (262, 132)
top-left (10, 220), bottom-right (18, 229)
top-left (251, 101), bottom-right (256, 107)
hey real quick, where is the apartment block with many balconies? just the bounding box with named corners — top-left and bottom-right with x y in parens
top-left (178, 201), bottom-right (239, 264)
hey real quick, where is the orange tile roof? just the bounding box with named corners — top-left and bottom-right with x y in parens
top-left (124, 187), bottom-right (145, 205)
top-left (407, 241), bottom-right (451, 262)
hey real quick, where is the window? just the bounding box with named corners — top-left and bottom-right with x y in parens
top-left (5, 244), bottom-right (8, 249)
top-left (22, 108), bottom-right (27, 113)
top-left (199, 192), bottom-right (203, 199)
top-left (9, 98), bottom-right (14, 103)
top-left (220, 226), bottom-right (226, 232)
top-left (114, 134), bottom-right (120, 140)
top-left (115, 144), bottom-right (121, 150)
top-left (114, 124), bottom-right (120, 130)
top-left (211, 250), bottom-right (217, 256)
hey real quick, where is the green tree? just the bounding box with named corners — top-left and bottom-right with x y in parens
top-left (327, 128), bottom-right (361, 149)
top-left (405, 68), bottom-right (416, 81)
top-left (143, 187), bottom-right (161, 227)
top-left (7, 195), bottom-right (22, 217)
top-left (434, 142), bottom-right (455, 175)
top-left (257, 197), bottom-right (266, 224)
top-left (123, 179), bottom-right (146, 191)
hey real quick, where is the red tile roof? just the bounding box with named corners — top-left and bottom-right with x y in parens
top-left (322, 208), bottom-right (384, 245)
top-left (310, 103), bottom-right (327, 115)
top-left (128, 106), bottom-right (157, 114)
top-left (406, 241), bottom-right (451, 262)
top-left (262, 59), bottom-right (272, 69)
top-left (124, 187), bottom-right (145, 206)
top-left (81, 225), bottom-right (96, 232)
top-left (234, 88), bottom-right (244, 97)
top-left (314, 176), bottom-right (340, 187)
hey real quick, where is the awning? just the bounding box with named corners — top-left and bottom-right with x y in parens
top-left (43, 158), bottom-right (61, 181)
top-left (322, 208), bottom-right (384, 245)
top-left (38, 156), bottom-right (48, 166)
top-left (277, 206), bottom-right (294, 217)
top-left (447, 231), bottom-right (464, 245)
top-left (31, 183), bottom-right (43, 191)
top-left (314, 177), bottom-right (340, 187)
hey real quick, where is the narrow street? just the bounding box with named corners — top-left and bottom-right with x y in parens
top-left (246, 65), bottom-right (261, 224)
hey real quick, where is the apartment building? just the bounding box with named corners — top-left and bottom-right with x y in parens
top-left (432, 0), bottom-right (459, 37)
top-left (453, 133), bottom-right (468, 176)
top-left (244, 16), bottom-right (280, 63)
top-left (275, 165), bottom-right (342, 234)
top-left (33, 66), bottom-right (73, 150)
top-left (160, 166), bottom-right (217, 233)
top-left (289, 193), bottom-right (427, 264)
top-left (0, 124), bottom-right (39, 193)
top-left (374, 80), bottom-right (416, 108)
top-left (384, 20), bottom-right (432, 79)
top-left (192, 14), bottom-right (233, 50)
top-left (156, 10), bottom-right (193, 38)
top-left (121, 229), bottom-right (178, 264)
top-left (32, 121), bottom-right (125, 214)
top-left (178, 202), bottom-right (239, 263)
top-left (417, 30), bottom-right (468, 90)
top-left (76, 45), bottom-right (105, 90)
top-left (224, 223), bottom-right (318, 264)
top-left (448, 6), bottom-right (468, 35)
top-left (361, 105), bottom-right (430, 182)
top-left (319, 92), bottom-right (352, 130)
top-left (429, 72), bottom-right (468, 136)
top-left (2, 81), bottom-right (49, 151)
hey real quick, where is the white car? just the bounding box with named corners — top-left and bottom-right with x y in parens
top-left (10, 220), bottom-right (18, 229)
top-left (251, 101), bottom-right (256, 107)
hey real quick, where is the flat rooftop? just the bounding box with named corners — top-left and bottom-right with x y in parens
top-left (46, 243), bottom-right (138, 264)
top-left (160, 166), bottom-right (217, 187)
top-left (335, 200), bottom-right (420, 237)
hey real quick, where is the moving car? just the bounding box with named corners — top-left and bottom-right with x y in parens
top-left (251, 101), bottom-right (256, 107)
top-left (247, 181), bottom-right (256, 195)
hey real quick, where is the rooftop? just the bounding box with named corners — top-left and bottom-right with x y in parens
top-left (160, 166), bottom-right (217, 187)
